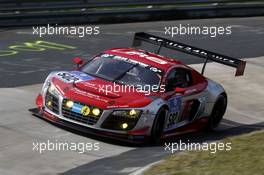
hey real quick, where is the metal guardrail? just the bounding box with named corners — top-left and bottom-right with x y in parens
top-left (0, 0), bottom-right (264, 27)
top-left (0, 0), bottom-right (261, 10)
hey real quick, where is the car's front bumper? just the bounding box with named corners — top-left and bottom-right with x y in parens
top-left (35, 90), bottom-right (155, 143)
top-left (34, 109), bottom-right (149, 143)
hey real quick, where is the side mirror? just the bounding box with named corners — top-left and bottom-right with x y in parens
top-left (73, 57), bottom-right (83, 69)
top-left (175, 87), bottom-right (185, 94)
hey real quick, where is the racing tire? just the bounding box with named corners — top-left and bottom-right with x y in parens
top-left (207, 94), bottom-right (227, 130)
top-left (151, 107), bottom-right (167, 144)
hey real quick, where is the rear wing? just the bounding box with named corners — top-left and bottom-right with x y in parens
top-left (132, 32), bottom-right (246, 76)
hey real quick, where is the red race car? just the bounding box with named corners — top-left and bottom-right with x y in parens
top-left (34, 32), bottom-right (246, 143)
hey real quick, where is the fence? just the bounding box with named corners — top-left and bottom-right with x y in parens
top-left (0, 0), bottom-right (264, 27)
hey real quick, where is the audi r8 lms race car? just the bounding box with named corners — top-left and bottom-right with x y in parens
top-left (34, 32), bottom-right (246, 143)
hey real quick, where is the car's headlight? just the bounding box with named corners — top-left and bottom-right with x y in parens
top-left (42, 72), bottom-right (57, 93)
top-left (47, 83), bottom-right (60, 97)
top-left (102, 109), bottom-right (142, 130)
top-left (112, 109), bottom-right (142, 119)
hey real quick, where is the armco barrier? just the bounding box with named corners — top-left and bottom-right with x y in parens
top-left (0, 0), bottom-right (264, 27)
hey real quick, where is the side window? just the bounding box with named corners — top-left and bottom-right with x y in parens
top-left (166, 68), bottom-right (192, 91)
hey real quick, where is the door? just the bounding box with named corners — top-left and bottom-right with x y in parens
top-left (164, 67), bottom-right (206, 132)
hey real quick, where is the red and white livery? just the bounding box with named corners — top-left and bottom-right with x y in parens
top-left (35, 33), bottom-right (246, 143)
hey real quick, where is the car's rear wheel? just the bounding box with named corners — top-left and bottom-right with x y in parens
top-left (151, 107), bottom-right (167, 144)
top-left (207, 94), bottom-right (227, 130)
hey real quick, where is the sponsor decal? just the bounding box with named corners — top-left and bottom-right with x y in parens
top-left (70, 71), bottom-right (94, 82)
top-left (168, 95), bottom-right (182, 113)
top-left (106, 105), bottom-right (129, 109)
top-left (56, 71), bottom-right (94, 83)
top-left (166, 95), bottom-right (182, 129)
top-left (80, 105), bottom-right (90, 116)
top-left (112, 49), bottom-right (168, 65)
top-left (71, 103), bottom-right (83, 114)
top-left (101, 53), bottom-right (163, 74)
top-left (73, 88), bottom-right (109, 103)
top-left (125, 51), bottom-right (168, 65)
top-left (148, 35), bottom-right (236, 65)
top-left (71, 103), bottom-right (90, 116)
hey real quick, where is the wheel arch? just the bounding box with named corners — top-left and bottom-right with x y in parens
top-left (150, 104), bottom-right (169, 143)
top-left (206, 79), bottom-right (226, 103)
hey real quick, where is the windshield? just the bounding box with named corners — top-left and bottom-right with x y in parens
top-left (80, 54), bottom-right (163, 88)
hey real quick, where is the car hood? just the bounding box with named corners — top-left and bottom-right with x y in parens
top-left (51, 71), bottom-right (153, 109)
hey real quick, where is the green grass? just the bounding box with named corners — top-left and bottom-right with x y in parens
top-left (145, 130), bottom-right (264, 175)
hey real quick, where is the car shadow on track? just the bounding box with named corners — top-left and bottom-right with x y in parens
top-left (29, 108), bottom-right (264, 175)
top-left (29, 108), bottom-right (264, 147)
top-left (29, 108), bottom-right (139, 147)
top-left (61, 120), bottom-right (264, 175)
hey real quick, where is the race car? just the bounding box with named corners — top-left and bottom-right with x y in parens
top-left (34, 32), bottom-right (246, 143)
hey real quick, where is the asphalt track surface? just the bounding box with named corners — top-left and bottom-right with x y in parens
top-left (1, 17), bottom-right (264, 87)
top-left (0, 17), bottom-right (264, 175)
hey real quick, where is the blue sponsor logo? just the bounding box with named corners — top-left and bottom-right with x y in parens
top-left (70, 71), bottom-right (94, 82)
top-left (71, 103), bottom-right (83, 114)
top-left (168, 95), bottom-right (182, 113)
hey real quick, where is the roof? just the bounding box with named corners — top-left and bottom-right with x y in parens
top-left (104, 48), bottom-right (183, 72)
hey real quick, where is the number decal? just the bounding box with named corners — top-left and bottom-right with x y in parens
top-left (57, 72), bottom-right (79, 83)
top-left (166, 112), bottom-right (179, 128)
top-left (166, 95), bottom-right (182, 129)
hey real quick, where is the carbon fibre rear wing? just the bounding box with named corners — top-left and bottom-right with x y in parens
top-left (132, 32), bottom-right (246, 76)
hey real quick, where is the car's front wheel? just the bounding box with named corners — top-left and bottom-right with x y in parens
top-left (207, 94), bottom-right (227, 130)
top-left (151, 107), bottom-right (168, 144)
